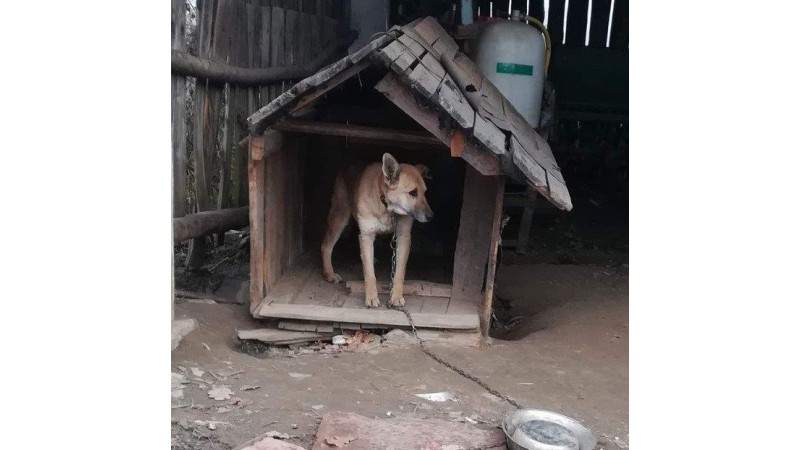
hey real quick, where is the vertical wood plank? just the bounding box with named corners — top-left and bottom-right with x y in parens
top-left (310, 11), bottom-right (320, 62)
top-left (565, 0), bottom-right (589, 47)
top-left (247, 1), bottom-right (260, 111)
top-left (192, 0), bottom-right (215, 218)
top-left (295, 144), bottom-right (305, 259)
top-left (481, 178), bottom-right (506, 336)
top-left (172, 0), bottom-right (187, 219)
top-left (276, 149), bottom-right (286, 281)
top-left (588, 0), bottom-right (612, 48)
top-left (186, 0), bottom-right (219, 267)
top-left (547, 0), bottom-right (566, 46)
top-left (302, 12), bottom-right (313, 65)
top-left (236, 0), bottom-right (254, 205)
top-left (260, 6), bottom-right (272, 105)
top-left (171, 0), bottom-right (187, 321)
top-left (516, 188), bottom-right (536, 253)
top-left (270, 7), bottom-right (286, 98)
top-left (215, 0), bottom-right (235, 242)
top-left (248, 137), bottom-right (267, 313)
top-left (285, 9), bottom-right (298, 90)
top-left (528, 0), bottom-right (545, 22)
top-left (263, 142), bottom-right (276, 291)
top-left (609, 0), bottom-right (628, 49)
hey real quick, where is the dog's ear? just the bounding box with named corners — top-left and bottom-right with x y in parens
top-left (415, 164), bottom-right (432, 180)
top-left (382, 153), bottom-right (400, 185)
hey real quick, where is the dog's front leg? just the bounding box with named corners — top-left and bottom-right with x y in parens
top-left (390, 216), bottom-right (413, 307)
top-left (358, 233), bottom-right (380, 308)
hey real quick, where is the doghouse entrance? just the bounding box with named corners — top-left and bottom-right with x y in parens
top-left (251, 130), bottom-right (481, 331)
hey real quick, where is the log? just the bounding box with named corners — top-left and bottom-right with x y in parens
top-left (173, 206), bottom-right (249, 242)
top-left (170, 37), bottom-right (351, 86)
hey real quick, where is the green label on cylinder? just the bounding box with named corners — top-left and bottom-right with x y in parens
top-left (496, 62), bottom-right (534, 76)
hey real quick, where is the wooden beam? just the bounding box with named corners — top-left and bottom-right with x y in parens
top-left (170, 37), bottom-right (351, 85)
top-left (481, 177), bottom-right (506, 337)
top-left (272, 120), bottom-right (445, 147)
top-left (172, 206), bottom-right (249, 242)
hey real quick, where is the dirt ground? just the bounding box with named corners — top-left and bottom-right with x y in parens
top-left (171, 257), bottom-right (628, 449)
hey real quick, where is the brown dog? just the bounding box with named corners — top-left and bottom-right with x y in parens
top-left (321, 153), bottom-right (433, 308)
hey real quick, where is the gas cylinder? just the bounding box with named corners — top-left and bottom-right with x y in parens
top-left (475, 10), bottom-right (546, 127)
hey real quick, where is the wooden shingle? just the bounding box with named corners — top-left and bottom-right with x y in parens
top-left (434, 75), bottom-right (475, 130)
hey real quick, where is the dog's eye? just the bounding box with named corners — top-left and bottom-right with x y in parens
top-left (409, 189), bottom-right (418, 198)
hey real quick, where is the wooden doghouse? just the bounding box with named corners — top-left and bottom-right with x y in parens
top-left (244, 17), bottom-right (572, 338)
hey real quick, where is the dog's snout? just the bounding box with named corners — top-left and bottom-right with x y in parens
top-left (416, 206), bottom-right (433, 223)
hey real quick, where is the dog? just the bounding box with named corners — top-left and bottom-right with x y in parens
top-left (321, 153), bottom-right (433, 308)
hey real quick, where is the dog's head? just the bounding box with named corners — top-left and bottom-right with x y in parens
top-left (381, 153), bottom-right (434, 223)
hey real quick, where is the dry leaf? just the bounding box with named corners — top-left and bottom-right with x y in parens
top-left (208, 386), bottom-right (233, 401)
top-left (241, 385), bottom-right (260, 391)
top-left (344, 330), bottom-right (375, 351)
top-left (191, 367), bottom-right (205, 377)
top-left (324, 435), bottom-right (357, 447)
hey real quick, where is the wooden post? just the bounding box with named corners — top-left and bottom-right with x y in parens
top-left (481, 178), bottom-right (506, 338)
top-left (451, 166), bottom-right (501, 321)
top-left (516, 187), bottom-right (537, 254)
top-left (248, 135), bottom-right (267, 314)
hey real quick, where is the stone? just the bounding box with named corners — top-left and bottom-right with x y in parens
top-left (172, 318), bottom-right (197, 350)
top-left (311, 411), bottom-right (504, 450)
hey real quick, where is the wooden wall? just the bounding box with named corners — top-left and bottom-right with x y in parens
top-left (262, 140), bottom-right (306, 293)
top-left (171, 0), bottom-right (347, 265)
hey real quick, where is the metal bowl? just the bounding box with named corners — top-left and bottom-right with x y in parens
top-left (502, 409), bottom-right (596, 450)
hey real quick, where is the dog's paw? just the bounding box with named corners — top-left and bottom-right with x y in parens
top-left (389, 296), bottom-right (406, 308)
top-left (323, 272), bottom-right (343, 284)
top-left (365, 296), bottom-right (381, 308)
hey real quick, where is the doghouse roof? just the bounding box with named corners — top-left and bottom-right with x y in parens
top-left (247, 17), bottom-right (572, 211)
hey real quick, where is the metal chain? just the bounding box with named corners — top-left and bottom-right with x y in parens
top-left (387, 232), bottom-right (523, 410)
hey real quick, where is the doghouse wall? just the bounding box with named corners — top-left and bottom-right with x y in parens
top-left (299, 135), bottom-right (466, 284)
top-left (258, 135), bottom-right (308, 294)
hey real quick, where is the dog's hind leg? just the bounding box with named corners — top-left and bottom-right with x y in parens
top-left (321, 176), bottom-right (350, 283)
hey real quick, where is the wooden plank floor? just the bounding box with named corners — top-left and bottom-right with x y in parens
top-left (254, 252), bottom-right (480, 330)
